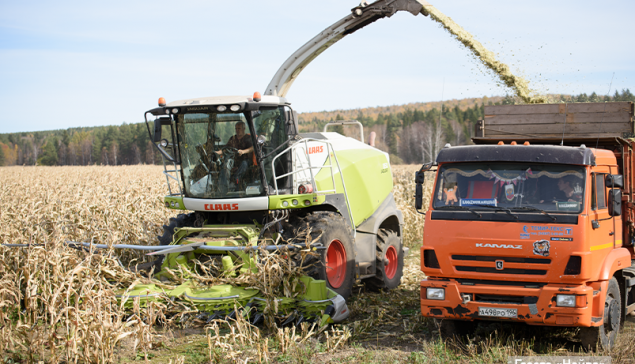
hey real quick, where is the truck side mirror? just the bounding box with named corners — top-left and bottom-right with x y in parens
top-left (414, 163), bottom-right (433, 213)
top-left (606, 174), bottom-right (624, 188)
top-left (415, 171), bottom-right (425, 210)
top-left (608, 189), bottom-right (622, 216)
top-left (153, 117), bottom-right (171, 143)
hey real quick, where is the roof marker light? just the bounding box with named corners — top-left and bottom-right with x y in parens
top-left (158, 97), bottom-right (166, 107)
top-left (498, 141), bottom-right (504, 145)
top-left (524, 141), bottom-right (530, 146)
top-left (511, 141), bottom-right (517, 145)
top-left (253, 91), bottom-right (262, 102)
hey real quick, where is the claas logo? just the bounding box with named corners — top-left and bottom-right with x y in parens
top-left (307, 146), bottom-right (324, 154)
top-left (204, 203), bottom-right (239, 211)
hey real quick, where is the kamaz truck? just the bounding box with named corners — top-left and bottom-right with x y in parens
top-left (415, 101), bottom-right (635, 349)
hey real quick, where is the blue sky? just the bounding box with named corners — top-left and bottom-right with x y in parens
top-left (1, 0), bottom-right (633, 133)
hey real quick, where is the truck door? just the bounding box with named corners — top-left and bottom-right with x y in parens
top-left (589, 169), bottom-right (623, 259)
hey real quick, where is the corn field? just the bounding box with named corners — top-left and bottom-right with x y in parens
top-left (3, 165), bottom-right (631, 363)
top-left (0, 165), bottom-right (428, 363)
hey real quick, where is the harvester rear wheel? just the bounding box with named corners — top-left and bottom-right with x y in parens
top-left (155, 213), bottom-right (196, 271)
top-left (364, 229), bottom-right (403, 291)
top-left (579, 277), bottom-right (622, 351)
top-left (298, 212), bottom-right (355, 299)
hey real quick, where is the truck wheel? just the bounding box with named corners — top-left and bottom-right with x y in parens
top-left (364, 229), bottom-right (403, 291)
top-left (155, 213), bottom-right (196, 271)
top-left (302, 212), bottom-right (355, 299)
top-left (435, 319), bottom-right (476, 338)
top-left (579, 277), bottom-right (621, 351)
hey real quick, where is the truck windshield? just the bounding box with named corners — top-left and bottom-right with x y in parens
top-left (176, 107), bottom-right (287, 199)
top-left (433, 163), bottom-right (586, 213)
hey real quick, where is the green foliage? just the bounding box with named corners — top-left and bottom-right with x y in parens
top-left (0, 144), bottom-right (5, 166)
top-left (0, 121), bottom-right (156, 166)
top-left (37, 138), bottom-right (58, 166)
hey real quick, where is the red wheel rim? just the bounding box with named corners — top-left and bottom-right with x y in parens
top-left (385, 246), bottom-right (398, 279)
top-left (325, 239), bottom-right (347, 288)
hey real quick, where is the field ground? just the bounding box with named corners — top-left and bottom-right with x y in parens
top-left (113, 251), bottom-right (635, 363)
top-left (1, 165), bottom-right (634, 363)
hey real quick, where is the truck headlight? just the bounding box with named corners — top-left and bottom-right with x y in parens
top-left (426, 288), bottom-right (445, 300)
top-left (556, 294), bottom-right (575, 307)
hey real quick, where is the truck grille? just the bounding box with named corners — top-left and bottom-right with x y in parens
top-left (451, 255), bottom-right (550, 276)
top-left (457, 279), bottom-right (545, 288)
top-left (452, 255), bottom-right (550, 264)
top-left (473, 294), bottom-right (539, 305)
top-left (455, 266), bottom-right (547, 275)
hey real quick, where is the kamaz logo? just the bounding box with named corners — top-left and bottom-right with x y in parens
top-left (475, 243), bottom-right (522, 249)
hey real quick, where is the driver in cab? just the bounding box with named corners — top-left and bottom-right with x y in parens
top-left (190, 121), bottom-right (254, 187)
top-left (215, 121), bottom-right (254, 160)
top-left (216, 121), bottom-right (254, 190)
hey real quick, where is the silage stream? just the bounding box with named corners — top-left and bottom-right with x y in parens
top-left (419, 1), bottom-right (546, 104)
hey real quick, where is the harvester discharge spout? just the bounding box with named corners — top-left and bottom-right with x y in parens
top-left (265, 0), bottom-right (430, 98)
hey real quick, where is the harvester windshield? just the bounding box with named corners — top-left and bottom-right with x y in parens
top-left (433, 163), bottom-right (586, 213)
top-left (177, 107), bottom-right (288, 199)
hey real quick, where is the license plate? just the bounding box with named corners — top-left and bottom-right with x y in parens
top-left (478, 307), bottom-right (517, 318)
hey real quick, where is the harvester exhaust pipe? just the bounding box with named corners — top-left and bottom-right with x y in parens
top-left (369, 131), bottom-right (376, 147)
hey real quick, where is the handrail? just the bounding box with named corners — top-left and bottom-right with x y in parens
top-left (323, 120), bottom-right (364, 142)
top-left (270, 138), bottom-right (355, 234)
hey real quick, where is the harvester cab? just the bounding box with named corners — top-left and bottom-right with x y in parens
top-left (138, 0), bottom-right (431, 325)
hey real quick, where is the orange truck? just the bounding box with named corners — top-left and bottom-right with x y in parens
top-left (414, 101), bottom-right (635, 350)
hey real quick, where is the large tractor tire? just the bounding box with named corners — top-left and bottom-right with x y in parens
top-left (297, 212), bottom-right (356, 299)
top-left (579, 277), bottom-right (622, 351)
top-left (154, 213), bottom-right (197, 270)
top-left (364, 229), bottom-right (404, 291)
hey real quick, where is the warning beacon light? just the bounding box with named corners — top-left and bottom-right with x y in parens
top-left (253, 92), bottom-right (262, 102)
top-left (158, 97), bottom-right (166, 107)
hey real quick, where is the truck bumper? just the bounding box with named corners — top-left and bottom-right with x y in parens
top-left (420, 279), bottom-right (600, 327)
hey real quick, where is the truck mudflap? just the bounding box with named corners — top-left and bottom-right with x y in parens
top-left (420, 279), bottom-right (602, 327)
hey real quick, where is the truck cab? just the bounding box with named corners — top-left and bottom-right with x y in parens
top-left (417, 102), bottom-right (635, 350)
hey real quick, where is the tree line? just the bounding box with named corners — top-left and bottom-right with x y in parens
top-left (0, 123), bottom-right (160, 167)
top-left (0, 89), bottom-right (633, 166)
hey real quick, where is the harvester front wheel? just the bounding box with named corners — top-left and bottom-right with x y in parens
top-left (303, 212), bottom-right (355, 299)
top-left (364, 229), bottom-right (403, 291)
top-left (579, 277), bottom-right (622, 351)
top-left (155, 213), bottom-right (196, 270)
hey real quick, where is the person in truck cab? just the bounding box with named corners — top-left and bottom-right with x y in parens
top-left (540, 175), bottom-right (582, 203)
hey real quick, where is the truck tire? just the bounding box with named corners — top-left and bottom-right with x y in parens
top-left (579, 277), bottom-right (622, 351)
top-left (435, 319), bottom-right (476, 338)
top-left (155, 213), bottom-right (196, 271)
top-left (300, 212), bottom-right (356, 299)
top-left (364, 229), bottom-right (404, 291)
